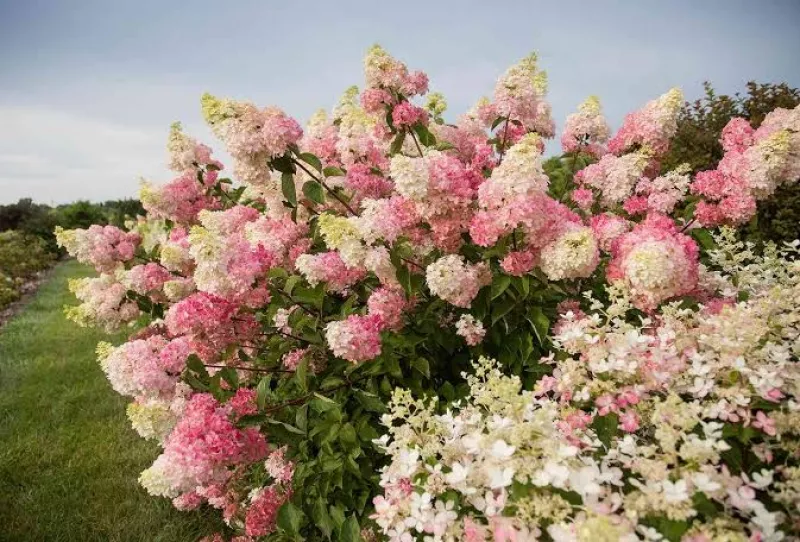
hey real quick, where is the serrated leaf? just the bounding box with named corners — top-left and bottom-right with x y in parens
top-left (692, 492), bottom-right (719, 517)
top-left (395, 263), bottom-right (412, 296)
top-left (411, 357), bottom-right (430, 378)
top-left (282, 172), bottom-right (297, 207)
top-left (295, 357), bottom-right (309, 392)
top-left (277, 502), bottom-right (303, 537)
top-left (691, 228), bottom-right (716, 251)
top-left (302, 180), bottom-right (325, 204)
top-left (218, 367), bottom-right (239, 388)
top-left (295, 403), bottom-right (308, 431)
top-left (340, 515), bottom-right (362, 542)
top-left (491, 274), bottom-right (512, 299)
top-left (323, 166), bottom-right (346, 177)
top-left (389, 132), bottom-right (406, 155)
top-left (312, 499), bottom-right (333, 539)
top-left (339, 423), bottom-right (358, 449)
top-left (186, 354), bottom-right (208, 377)
top-left (526, 307), bottom-right (550, 345)
top-left (491, 296), bottom-right (516, 325)
top-left (354, 390), bottom-right (385, 413)
top-left (591, 413), bottom-right (619, 448)
top-left (299, 152), bottom-right (323, 171)
top-left (284, 275), bottom-right (301, 295)
top-left (644, 517), bottom-right (689, 542)
top-left (414, 124), bottom-right (436, 147)
top-left (266, 418), bottom-right (306, 435)
top-left (329, 505), bottom-right (346, 530)
top-left (271, 154), bottom-right (294, 174)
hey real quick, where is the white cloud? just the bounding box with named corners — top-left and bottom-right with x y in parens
top-left (0, 106), bottom-right (169, 204)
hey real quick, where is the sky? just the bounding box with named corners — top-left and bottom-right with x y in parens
top-left (0, 0), bottom-right (798, 205)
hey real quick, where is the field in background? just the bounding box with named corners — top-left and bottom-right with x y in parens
top-left (0, 260), bottom-right (221, 541)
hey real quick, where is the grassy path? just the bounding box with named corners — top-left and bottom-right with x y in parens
top-left (0, 261), bottom-right (221, 542)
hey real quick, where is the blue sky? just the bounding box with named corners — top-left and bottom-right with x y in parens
top-left (1, 0), bottom-right (798, 204)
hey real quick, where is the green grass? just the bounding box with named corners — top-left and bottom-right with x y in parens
top-left (0, 260), bottom-right (222, 542)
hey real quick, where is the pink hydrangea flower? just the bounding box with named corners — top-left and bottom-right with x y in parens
top-left (344, 163), bottom-right (394, 200)
top-left (589, 213), bottom-right (631, 252)
top-left (606, 214), bottom-right (699, 311)
top-left (125, 263), bottom-right (172, 295)
top-left (720, 117), bottom-right (755, 153)
top-left (56, 224), bottom-right (141, 273)
top-left (501, 250), bottom-right (537, 276)
top-left (367, 287), bottom-right (408, 331)
top-left (391, 102), bottom-right (429, 128)
top-left (325, 314), bottom-right (384, 363)
top-left (282, 348), bottom-right (309, 371)
top-left (140, 393), bottom-right (268, 498)
top-left (294, 251), bottom-right (366, 294)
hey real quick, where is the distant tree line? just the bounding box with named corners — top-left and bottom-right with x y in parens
top-left (663, 81), bottom-right (800, 243)
top-left (0, 198), bottom-right (145, 253)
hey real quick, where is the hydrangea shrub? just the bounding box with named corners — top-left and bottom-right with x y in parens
top-left (58, 45), bottom-right (800, 541)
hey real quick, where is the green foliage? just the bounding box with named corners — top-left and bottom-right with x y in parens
top-left (663, 81), bottom-right (800, 244)
top-left (0, 197), bottom-right (144, 253)
top-left (0, 198), bottom-right (60, 252)
top-left (0, 230), bottom-right (55, 309)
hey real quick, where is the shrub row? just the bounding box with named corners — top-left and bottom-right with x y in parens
top-left (0, 230), bottom-right (55, 308)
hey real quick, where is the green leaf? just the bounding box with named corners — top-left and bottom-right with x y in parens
top-left (643, 517), bottom-right (689, 542)
top-left (312, 499), bottom-right (334, 539)
top-left (414, 124), bottom-right (436, 147)
top-left (284, 274), bottom-right (301, 295)
top-left (491, 274), bottom-right (512, 300)
top-left (266, 418), bottom-right (306, 435)
top-left (299, 152), bottom-right (323, 172)
top-left (526, 307), bottom-right (550, 345)
top-left (395, 263), bottom-right (412, 296)
top-left (389, 132), bottom-right (406, 155)
top-left (340, 515), bottom-right (362, 542)
top-left (491, 296), bottom-right (516, 325)
top-left (329, 505), bottom-right (346, 530)
top-left (441, 382), bottom-right (455, 401)
top-left (720, 440), bottom-right (744, 474)
top-left (591, 413), bottom-right (619, 448)
top-left (218, 367), bottom-right (239, 388)
top-left (311, 393), bottom-right (338, 411)
top-left (185, 354), bottom-right (209, 377)
top-left (281, 172), bottom-right (297, 207)
top-left (491, 116), bottom-right (506, 131)
top-left (354, 390), bottom-right (386, 413)
top-left (271, 154), bottom-right (294, 174)
top-left (692, 492), bottom-right (719, 517)
top-left (295, 358), bottom-right (309, 392)
top-left (411, 357), bottom-right (430, 378)
top-left (302, 180), bottom-right (325, 204)
top-left (277, 502), bottom-right (304, 538)
top-left (339, 423), bottom-right (358, 450)
top-left (295, 403), bottom-right (308, 431)
top-left (323, 166), bottom-right (346, 177)
top-left (690, 228), bottom-right (716, 251)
